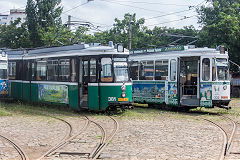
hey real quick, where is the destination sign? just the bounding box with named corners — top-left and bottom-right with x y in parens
top-left (130, 46), bottom-right (184, 54)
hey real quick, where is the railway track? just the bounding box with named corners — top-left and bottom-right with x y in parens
top-left (90, 116), bottom-right (119, 159)
top-left (38, 115), bottom-right (119, 160)
top-left (0, 134), bottom-right (29, 160)
top-left (198, 115), bottom-right (237, 160)
top-left (37, 115), bottom-right (75, 160)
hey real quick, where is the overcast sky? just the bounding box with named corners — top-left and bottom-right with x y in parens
top-left (0, 0), bottom-right (206, 32)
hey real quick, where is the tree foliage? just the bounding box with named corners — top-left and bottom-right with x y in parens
top-left (90, 13), bottom-right (198, 49)
top-left (0, 19), bottom-right (31, 49)
top-left (197, 0), bottom-right (240, 70)
top-left (40, 25), bottom-right (74, 46)
top-left (25, 0), bottom-right (63, 47)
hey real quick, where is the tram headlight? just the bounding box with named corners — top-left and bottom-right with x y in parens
top-left (121, 92), bottom-right (126, 98)
top-left (223, 85), bottom-right (227, 90)
top-left (121, 85), bottom-right (126, 91)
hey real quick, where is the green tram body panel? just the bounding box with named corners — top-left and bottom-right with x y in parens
top-left (10, 81), bottom-right (23, 99)
top-left (9, 81), bottom-right (132, 111)
top-left (68, 85), bottom-right (79, 110)
top-left (22, 82), bottom-right (31, 101)
top-left (98, 84), bottom-right (132, 111)
top-left (88, 85), bottom-right (99, 110)
top-left (88, 84), bottom-right (132, 111)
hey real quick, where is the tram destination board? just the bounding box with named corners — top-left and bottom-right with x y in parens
top-left (130, 46), bottom-right (184, 54)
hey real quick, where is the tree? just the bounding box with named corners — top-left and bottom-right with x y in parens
top-left (107, 13), bottom-right (146, 49)
top-left (40, 25), bottom-right (74, 46)
top-left (85, 13), bottom-right (198, 50)
top-left (36, 0), bottom-right (62, 29)
top-left (73, 26), bottom-right (95, 44)
top-left (25, 0), bottom-right (63, 47)
top-left (26, 0), bottom-right (41, 47)
top-left (0, 19), bottom-right (31, 49)
top-left (197, 0), bottom-right (240, 70)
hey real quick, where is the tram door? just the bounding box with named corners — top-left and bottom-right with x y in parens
top-left (79, 58), bottom-right (89, 109)
top-left (179, 57), bottom-right (200, 106)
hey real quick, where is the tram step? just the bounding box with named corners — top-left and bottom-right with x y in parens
top-left (181, 98), bottom-right (199, 106)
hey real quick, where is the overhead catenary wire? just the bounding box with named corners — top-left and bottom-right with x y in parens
top-left (63, 15), bottom-right (105, 32)
top-left (62, 0), bottom-right (90, 14)
top-left (100, 0), bottom-right (192, 7)
top-left (144, 0), bottom-right (207, 21)
top-left (61, 0), bottom-right (207, 32)
top-left (99, 0), bottom-right (165, 14)
top-left (63, 13), bottom-right (113, 29)
top-left (147, 15), bottom-right (198, 27)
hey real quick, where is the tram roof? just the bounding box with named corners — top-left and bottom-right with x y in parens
top-left (5, 43), bottom-right (129, 60)
top-left (129, 46), bottom-right (228, 61)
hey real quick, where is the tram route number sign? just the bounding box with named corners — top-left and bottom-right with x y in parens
top-left (118, 98), bottom-right (129, 101)
top-left (108, 97), bottom-right (128, 102)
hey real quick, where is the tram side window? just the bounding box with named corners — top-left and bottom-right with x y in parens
top-left (202, 58), bottom-right (210, 81)
top-left (22, 61), bottom-right (31, 81)
top-left (32, 62), bottom-right (36, 80)
top-left (101, 58), bottom-right (112, 82)
top-left (83, 60), bottom-right (89, 84)
top-left (129, 61), bottom-right (139, 80)
top-left (212, 58), bottom-right (216, 81)
top-left (0, 60), bottom-right (7, 80)
top-left (8, 62), bottom-right (16, 80)
top-left (90, 59), bottom-right (97, 82)
top-left (70, 58), bottom-right (77, 82)
top-left (155, 60), bottom-right (168, 80)
top-left (140, 61), bottom-right (154, 80)
top-left (170, 59), bottom-right (177, 81)
top-left (36, 60), bottom-right (47, 81)
top-left (216, 58), bottom-right (229, 81)
top-left (16, 61), bottom-right (22, 80)
top-left (47, 59), bottom-right (58, 81)
top-left (59, 59), bottom-right (70, 81)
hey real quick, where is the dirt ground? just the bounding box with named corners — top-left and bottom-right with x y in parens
top-left (0, 99), bottom-right (240, 160)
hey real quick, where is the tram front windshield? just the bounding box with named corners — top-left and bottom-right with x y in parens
top-left (114, 61), bottom-right (129, 82)
top-left (216, 58), bottom-right (229, 81)
top-left (0, 61), bottom-right (7, 79)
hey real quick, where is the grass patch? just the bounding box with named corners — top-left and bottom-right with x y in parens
top-left (1, 99), bottom-right (240, 121)
top-left (96, 135), bottom-right (102, 139)
top-left (0, 109), bottom-right (11, 116)
top-left (0, 101), bottom-right (79, 118)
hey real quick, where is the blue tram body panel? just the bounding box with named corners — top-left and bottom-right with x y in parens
top-left (168, 82), bottom-right (178, 106)
top-left (132, 81), bottom-right (165, 104)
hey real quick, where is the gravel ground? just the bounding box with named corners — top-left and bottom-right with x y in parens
top-left (100, 117), bottom-right (222, 160)
top-left (1, 100), bottom-right (240, 160)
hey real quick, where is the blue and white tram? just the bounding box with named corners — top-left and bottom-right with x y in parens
top-left (129, 46), bottom-right (231, 109)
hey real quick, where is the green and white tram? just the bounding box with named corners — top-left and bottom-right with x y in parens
top-left (129, 46), bottom-right (231, 109)
top-left (6, 42), bottom-right (132, 111)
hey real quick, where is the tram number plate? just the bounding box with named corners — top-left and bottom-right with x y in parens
top-left (221, 96), bottom-right (228, 99)
top-left (118, 98), bottom-right (129, 101)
